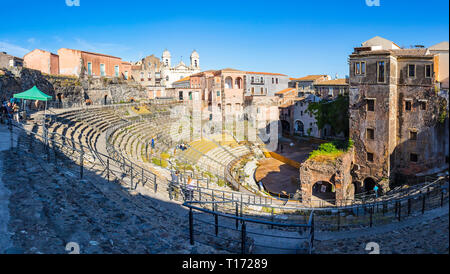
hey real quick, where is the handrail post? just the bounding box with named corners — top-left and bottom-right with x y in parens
top-left (235, 202), bottom-right (239, 229)
top-left (189, 208), bottom-right (194, 245)
top-left (214, 212), bottom-right (219, 236)
top-left (337, 210), bottom-right (340, 231)
top-left (241, 221), bottom-right (246, 255)
top-left (107, 158), bottom-right (110, 182)
top-left (422, 194), bottom-right (426, 214)
top-left (80, 150), bottom-right (84, 179)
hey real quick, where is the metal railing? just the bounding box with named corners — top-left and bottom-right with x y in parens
top-left (183, 200), bottom-right (315, 254)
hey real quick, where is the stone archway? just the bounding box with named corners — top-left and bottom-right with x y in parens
top-left (225, 77), bottom-right (233, 89)
top-left (294, 120), bottom-right (304, 136)
top-left (312, 181), bottom-right (336, 205)
top-left (363, 177), bottom-right (377, 192)
top-left (281, 120), bottom-right (290, 133)
top-left (299, 148), bottom-right (354, 206)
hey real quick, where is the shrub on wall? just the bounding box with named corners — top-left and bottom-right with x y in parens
top-left (307, 95), bottom-right (349, 137)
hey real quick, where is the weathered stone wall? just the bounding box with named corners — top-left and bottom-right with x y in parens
top-left (0, 67), bottom-right (148, 106)
top-left (299, 149), bottom-right (354, 206)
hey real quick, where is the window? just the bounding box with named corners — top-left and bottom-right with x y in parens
top-left (367, 99), bottom-right (375, 111)
top-left (114, 65), bottom-right (119, 77)
top-left (301, 111), bottom-right (303, 116)
top-left (367, 152), bottom-right (374, 162)
top-left (251, 77), bottom-right (254, 82)
top-left (276, 78), bottom-right (279, 84)
top-left (217, 91), bottom-right (220, 97)
top-left (272, 78), bottom-right (274, 84)
top-left (408, 64), bottom-right (416, 78)
top-left (100, 64), bottom-right (106, 76)
top-left (251, 87), bottom-right (255, 94)
top-left (419, 100), bottom-right (427, 110)
top-left (87, 62), bottom-right (92, 75)
top-left (355, 61), bottom-right (366, 75)
top-left (425, 65), bottom-right (432, 78)
top-left (410, 153), bottom-right (418, 162)
top-left (410, 130), bottom-right (417, 140)
top-left (260, 77), bottom-right (264, 83)
top-left (377, 61), bottom-right (385, 83)
top-left (124, 71), bottom-right (128, 80)
top-left (367, 128), bottom-right (375, 140)
top-left (141, 72), bottom-right (145, 81)
top-left (194, 60), bottom-right (198, 67)
top-left (166, 76), bottom-right (169, 81)
top-left (405, 100), bottom-right (412, 111)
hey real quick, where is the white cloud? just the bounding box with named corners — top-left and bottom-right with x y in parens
top-left (27, 38), bottom-right (37, 44)
top-left (73, 38), bottom-right (131, 55)
top-left (0, 41), bottom-right (30, 57)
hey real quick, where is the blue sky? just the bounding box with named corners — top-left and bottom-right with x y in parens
top-left (0, 0), bottom-right (448, 78)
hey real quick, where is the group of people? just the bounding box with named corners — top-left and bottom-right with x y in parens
top-left (0, 100), bottom-right (20, 124)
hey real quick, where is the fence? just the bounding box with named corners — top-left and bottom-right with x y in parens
top-left (7, 103), bottom-right (449, 250)
top-left (183, 200), bottom-right (315, 254)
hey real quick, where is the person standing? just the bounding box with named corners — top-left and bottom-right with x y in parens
top-left (373, 185), bottom-right (379, 198)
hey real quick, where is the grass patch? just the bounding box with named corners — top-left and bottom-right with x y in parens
top-left (308, 139), bottom-right (353, 162)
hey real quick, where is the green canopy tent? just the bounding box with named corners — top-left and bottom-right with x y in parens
top-left (13, 85), bottom-right (52, 101)
top-left (13, 86), bottom-right (53, 137)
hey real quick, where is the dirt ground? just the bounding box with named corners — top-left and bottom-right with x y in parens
top-left (275, 138), bottom-right (320, 163)
top-left (255, 158), bottom-right (299, 194)
top-left (255, 137), bottom-right (322, 195)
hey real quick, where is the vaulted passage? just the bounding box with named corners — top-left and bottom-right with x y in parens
top-left (312, 181), bottom-right (335, 204)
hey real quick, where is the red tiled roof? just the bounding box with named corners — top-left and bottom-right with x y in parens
top-left (275, 88), bottom-right (295, 95)
top-left (290, 75), bottom-right (329, 81)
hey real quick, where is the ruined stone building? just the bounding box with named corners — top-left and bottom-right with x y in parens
top-left (131, 54), bottom-right (164, 98)
top-left (349, 36), bottom-right (449, 192)
top-left (0, 52), bottom-right (23, 69)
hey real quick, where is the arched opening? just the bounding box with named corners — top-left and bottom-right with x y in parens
top-left (57, 93), bottom-right (63, 108)
top-left (225, 77), bottom-right (233, 89)
top-left (312, 181), bottom-right (336, 204)
top-left (353, 181), bottom-right (362, 194)
top-left (281, 120), bottom-right (290, 134)
top-left (294, 120), bottom-right (304, 136)
top-left (104, 95), bottom-right (108, 105)
top-left (235, 77), bottom-right (242, 89)
top-left (363, 177), bottom-right (377, 193)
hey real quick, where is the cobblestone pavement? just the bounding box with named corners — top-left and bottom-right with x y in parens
top-left (314, 213), bottom-right (449, 254)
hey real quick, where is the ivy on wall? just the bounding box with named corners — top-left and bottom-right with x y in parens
top-left (307, 95), bottom-right (349, 137)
